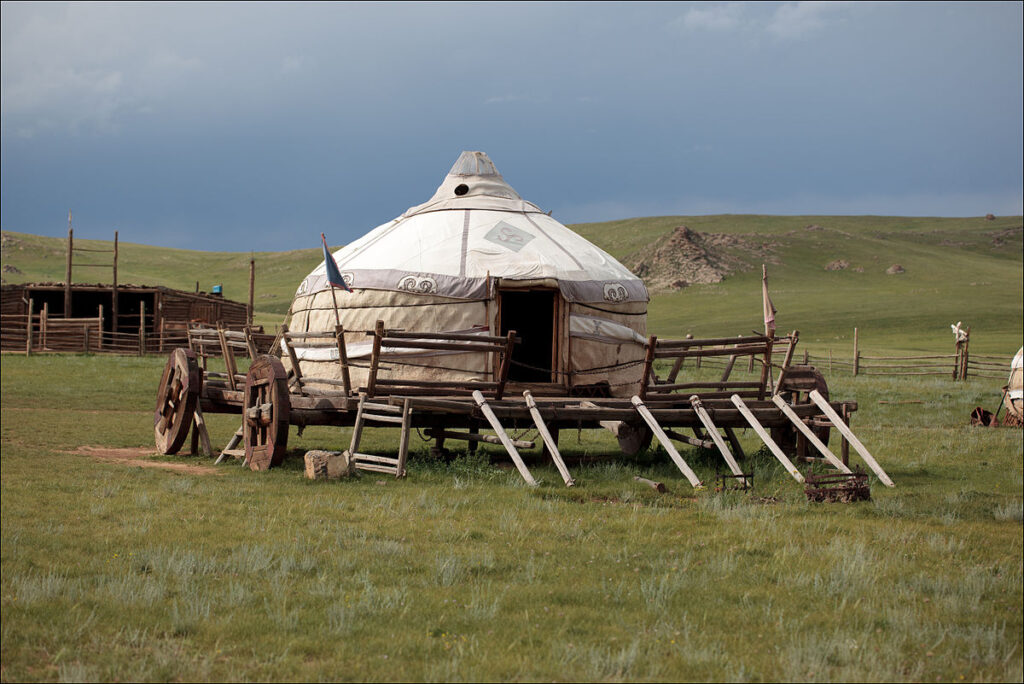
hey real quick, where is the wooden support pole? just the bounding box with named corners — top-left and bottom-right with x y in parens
top-left (472, 390), bottom-right (537, 487)
top-left (689, 395), bottom-right (747, 485)
top-left (191, 404), bottom-right (213, 457)
top-left (247, 258), bottom-right (255, 326)
top-left (524, 390), bottom-right (575, 487)
top-left (395, 398), bottom-right (411, 478)
top-left (640, 335), bottom-right (657, 400)
top-left (97, 305), bottom-right (104, 350)
top-left (771, 394), bottom-right (851, 473)
top-left (83, 323), bottom-right (90, 352)
top-left (630, 395), bottom-right (702, 488)
top-left (41, 302), bottom-right (48, 350)
top-left (139, 300), bottom-right (146, 356)
top-left (25, 298), bottom-right (33, 356)
top-left (367, 320), bottom-right (384, 398)
top-left (112, 230), bottom-right (119, 336)
top-left (853, 327), bottom-right (860, 376)
top-left (65, 214), bottom-right (72, 318)
top-left (729, 394), bottom-right (804, 482)
top-left (335, 325), bottom-right (352, 395)
top-left (808, 390), bottom-right (894, 487)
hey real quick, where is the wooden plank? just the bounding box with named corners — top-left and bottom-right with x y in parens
top-left (656, 335), bottom-right (771, 349)
top-left (689, 396), bottom-right (747, 485)
top-left (367, 320), bottom-right (384, 398)
top-left (215, 423), bottom-right (245, 464)
top-left (729, 394), bottom-right (804, 482)
top-left (353, 453), bottom-right (401, 466)
top-left (640, 335), bottom-right (657, 400)
top-left (654, 344), bottom-right (770, 359)
top-left (280, 324), bottom-right (304, 394)
top-left (192, 404), bottom-right (214, 457)
top-left (395, 398), bottom-right (411, 478)
top-left (380, 339), bottom-right (506, 353)
top-left (771, 395), bottom-right (851, 473)
top-left (359, 413), bottom-right (406, 425)
top-left (335, 325), bottom-right (352, 396)
top-left (385, 330), bottom-right (512, 343)
top-left (472, 390), bottom-right (537, 486)
top-left (808, 390), bottom-right (894, 487)
top-left (663, 428), bottom-right (715, 449)
top-left (630, 396), bottom-right (702, 488)
top-left (524, 390), bottom-right (574, 486)
top-left (354, 462), bottom-right (401, 474)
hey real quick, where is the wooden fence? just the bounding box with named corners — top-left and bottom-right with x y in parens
top-left (659, 329), bottom-right (1010, 383)
top-left (0, 310), bottom-right (243, 356)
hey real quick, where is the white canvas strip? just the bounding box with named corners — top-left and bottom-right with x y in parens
top-left (569, 314), bottom-right (646, 345)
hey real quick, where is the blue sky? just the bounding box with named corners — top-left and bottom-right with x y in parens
top-left (2, 1), bottom-right (1021, 251)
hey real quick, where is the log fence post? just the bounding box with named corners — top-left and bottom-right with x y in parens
top-left (26, 298), bottom-right (34, 356)
top-left (853, 327), bottom-right (860, 376)
top-left (139, 301), bottom-right (146, 356)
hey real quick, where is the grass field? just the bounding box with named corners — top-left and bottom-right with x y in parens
top-left (1, 353), bottom-right (1021, 682)
top-left (1, 215), bottom-right (1022, 681)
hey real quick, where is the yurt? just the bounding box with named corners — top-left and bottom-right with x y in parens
top-left (1004, 347), bottom-right (1023, 425)
top-left (285, 151), bottom-right (649, 397)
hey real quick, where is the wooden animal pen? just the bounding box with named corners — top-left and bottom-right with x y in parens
top-left (1, 282), bottom-right (249, 354)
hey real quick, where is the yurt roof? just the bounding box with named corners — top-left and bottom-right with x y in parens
top-left (296, 151), bottom-right (648, 305)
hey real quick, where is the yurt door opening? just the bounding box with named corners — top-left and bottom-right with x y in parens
top-left (497, 288), bottom-right (560, 385)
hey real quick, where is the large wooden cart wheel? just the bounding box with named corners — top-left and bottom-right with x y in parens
top-left (772, 365), bottom-right (830, 456)
top-left (243, 355), bottom-right (291, 471)
top-left (154, 348), bottom-right (202, 455)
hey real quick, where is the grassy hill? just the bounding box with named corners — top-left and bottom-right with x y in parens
top-left (3, 214), bottom-right (1021, 355)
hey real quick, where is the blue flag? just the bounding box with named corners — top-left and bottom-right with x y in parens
top-left (321, 233), bottom-right (352, 292)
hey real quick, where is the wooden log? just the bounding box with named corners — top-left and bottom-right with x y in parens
top-left (809, 390), bottom-right (894, 487)
top-left (524, 390), bottom-right (574, 486)
top-left (280, 324), bottom-right (305, 394)
top-left (425, 428), bottom-right (534, 449)
top-left (633, 476), bottom-right (667, 493)
top-left (472, 390), bottom-right (537, 486)
top-left (630, 396), bottom-right (702, 488)
top-left (771, 394), bottom-right (851, 473)
top-left (689, 395), bottom-right (747, 485)
top-left (663, 428), bottom-right (714, 449)
top-left (729, 394), bottom-right (804, 482)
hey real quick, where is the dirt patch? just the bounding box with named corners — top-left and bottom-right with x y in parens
top-left (624, 226), bottom-right (777, 292)
top-left (886, 264), bottom-right (906, 275)
top-left (825, 259), bottom-right (849, 271)
top-left (65, 445), bottom-right (220, 475)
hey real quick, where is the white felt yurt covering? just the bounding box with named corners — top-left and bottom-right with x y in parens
top-left (1006, 347), bottom-right (1023, 420)
top-left (286, 151), bottom-right (649, 396)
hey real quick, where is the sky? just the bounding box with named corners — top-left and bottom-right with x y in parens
top-left (2, 1), bottom-right (1022, 251)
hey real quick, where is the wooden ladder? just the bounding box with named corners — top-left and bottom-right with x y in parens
top-left (344, 396), bottom-right (412, 477)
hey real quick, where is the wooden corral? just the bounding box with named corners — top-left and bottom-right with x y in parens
top-left (1, 282), bottom-right (249, 354)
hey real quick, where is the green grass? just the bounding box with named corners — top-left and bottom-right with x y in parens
top-left (1, 354), bottom-right (1021, 681)
top-left (2, 214), bottom-right (1022, 680)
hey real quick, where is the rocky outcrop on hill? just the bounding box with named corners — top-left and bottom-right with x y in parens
top-left (624, 225), bottom-right (775, 292)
